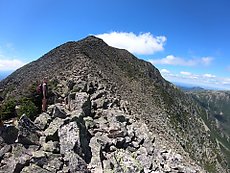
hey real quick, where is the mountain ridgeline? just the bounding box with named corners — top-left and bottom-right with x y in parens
top-left (0, 36), bottom-right (229, 172)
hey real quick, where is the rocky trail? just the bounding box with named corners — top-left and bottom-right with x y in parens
top-left (0, 79), bottom-right (204, 173)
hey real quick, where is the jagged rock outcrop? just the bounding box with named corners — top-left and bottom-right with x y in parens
top-left (0, 36), bottom-right (228, 172)
top-left (0, 81), bottom-right (205, 173)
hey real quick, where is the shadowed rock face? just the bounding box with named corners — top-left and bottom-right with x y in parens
top-left (0, 36), bottom-right (228, 172)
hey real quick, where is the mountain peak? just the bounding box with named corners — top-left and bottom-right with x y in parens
top-left (78, 35), bottom-right (108, 47)
top-left (0, 36), bottom-right (228, 172)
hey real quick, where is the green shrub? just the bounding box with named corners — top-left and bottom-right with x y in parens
top-left (18, 98), bottom-right (37, 120)
top-left (0, 99), bottom-right (17, 120)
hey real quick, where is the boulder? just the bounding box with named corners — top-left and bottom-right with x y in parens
top-left (88, 137), bottom-right (103, 172)
top-left (52, 105), bottom-right (67, 119)
top-left (42, 140), bottom-right (59, 153)
top-left (103, 149), bottom-right (143, 173)
top-left (73, 80), bottom-right (87, 92)
top-left (0, 144), bottom-right (31, 173)
top-left (43, 153), bottom-right (63, 172)
top-left (136, 147), bottom-right (153, 172)
top-left (16, 115), bottom-right (41, 145)
top-left (44, 117), bottom-right (64, 141)
top-left (58, 121), bottom-right (81, 154)
top-left (88, 134), bottom-right (112, 172)
top-left (68, 92), bottom-right (91, 116)
top-left (91, 90), bottom-right (106, 101)
top-left (34, 112), bottom-right (51, 130)
top-left (0, 145), bottom-right (12, 159)
top-left (0, 125), bottom-right (18, 144)
top-left (31, 151), bottom-right (47, 167)
top-left (63, 151), bottom-right (89, 173)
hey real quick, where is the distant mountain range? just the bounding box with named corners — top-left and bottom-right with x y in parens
top-left (174, 82), bottom-right (226, 91)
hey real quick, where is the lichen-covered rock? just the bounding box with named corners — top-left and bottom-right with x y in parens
top-left (44, 117), bottom-right (64, 141)
top-left (0, 145), bottom-right (12, 159)
top-left (21, 164), bottom-right (51, 173)
top-left (42, 140), bottom-right (59, 153)
top-left (68, 92), bottom-right (91, 116)
top-left (0, 144), bottom-right (31, 173)
top-left (16, 114), bottom-right (41, 145)
top-left (63, 151), bottom-right (89, 173)
top-left (104, 149), bottom-right (144, 173)
top-left (58, 121), bottom-right (80, 154)
top-left (34, 112), bottom-right (51, 130)
top-left (43, 153), bottom-right (63, 172)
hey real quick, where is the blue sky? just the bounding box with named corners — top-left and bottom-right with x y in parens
top-left (0, 0), bottom-right (230, 90)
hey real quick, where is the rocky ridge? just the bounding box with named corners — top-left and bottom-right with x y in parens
top-left (0, 36), bottom-right (228, 172)
top-left (0, 78), bottom-right (205, 173)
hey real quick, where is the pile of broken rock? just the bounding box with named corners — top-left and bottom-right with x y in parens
top-left (0, 88), bottom-right (204, 173)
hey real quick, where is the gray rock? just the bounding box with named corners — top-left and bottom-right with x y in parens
top-left (0, 125), bottom-right (18, 144)
top-left (16, 115), bottom-right (41, 145)
top-left (92, 97), bottom-right (108, 110)
top-left (0, 145), bottom-right (12, 159)
top-left (58, 121), bottom-right (81, 154)
top-left (43, 153), bottom-right (63, 172)
top-left (136, 147), bottom-right (153, 171)
top-left (91, 90), bottom-right (106, 101)
top-left (103, 149), bottom-right (143, 173)
top-left (88, 134), bottom-right (113, 171)
top-left (68, 109), bottom-right (83, 120)
top-left (88, 137), bottom-right (103, 172)
top-left (21, 164), bottom-right (51, 173)
top-left (73, 80), bottom-right (87, 92)
top-left (31, 151), bottom-right (47, 167)
top-left (0, 144), bottom-right (31, 173)
top-left (83, 116), bottom-right (95, 129)
top-left (63, 151), bottom-right (89, 173)
top-left (42, 140), bottom-right (59, 153)
top-left (52, 105), bottom-right (67, 119)
top-left (68, 92), bottom-right (91, 116)
top-left (67, 79), bottom-right (76, 90)
top-left (44, 117), bottom-right (64, 141)
top-left (34, 112), bottom-right (51, 130)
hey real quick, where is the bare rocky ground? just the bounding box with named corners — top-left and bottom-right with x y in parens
top-left (0, 78), bottom-right (205, 173)
top-left (0, 36), bottom-right (228, 172)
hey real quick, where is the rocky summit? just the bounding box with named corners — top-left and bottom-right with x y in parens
top-left (0, 36), bottom-right (229, 173)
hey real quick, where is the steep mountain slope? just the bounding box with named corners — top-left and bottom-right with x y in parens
top-left (0, 36), bottom-right (228, 172)
top-left (189, 90), bottom-right (230, 167)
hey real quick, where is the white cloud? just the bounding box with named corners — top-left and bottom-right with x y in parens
top-left (0, 58), bottom-right (26, 71)
top-left (149, 55), bottom-right (213, 66)
top-left (221, 78), bottom-right (230, 85)
top-left (201, 57), bottom-right (213, 66)
top-left (180, 71), bottom-right (192, 76)
top-left (0, 44), bottom-right (27, 71)
top-left (95, 32), bottom-right (166, 55)
top-left (203, 74), bottom-right (216, 78)
top-left (160, 69), bottom-right (170, 74)
top-left (150, 55), bottom-right (196, 66)
top-left (160, 70), bottom-right (230, 90)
